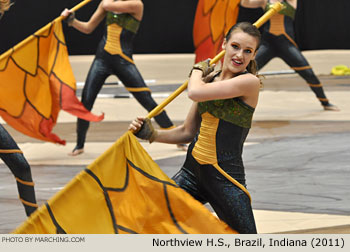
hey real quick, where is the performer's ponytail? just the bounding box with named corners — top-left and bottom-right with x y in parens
top-left (247, 59), bottom-right (263, 87)
top-left (247, 59), bottom-right (258, 75)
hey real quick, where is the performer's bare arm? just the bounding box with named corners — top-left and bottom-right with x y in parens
top-left (240, 0), bottom-right (297, 9)
top-left (102, 0), bottom-right (143, 20)
top-left (61, 1), bottom-right (106, 34)
top-left (188, 71), bottom-right (260, 108)
top-left (156, 102), bottom-right (201, 144)
top-left (240, 0), bottom-right (267, 8)
top-left (129, 102), bottom-right (201, 145)
top-left (287, 0), bottom-right (297, 9)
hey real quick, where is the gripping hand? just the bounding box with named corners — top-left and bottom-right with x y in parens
top-left (134, 118), bottom-right (158, 143)
top-left (189, 59), bottom-right (215, 77)
top-left (63, 11), bottom-right (75, 26)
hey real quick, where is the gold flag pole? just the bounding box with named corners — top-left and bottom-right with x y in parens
top-left (0, 0), bottom-right (92, 62)
top-left (146, 2), bottom-right (283, 119)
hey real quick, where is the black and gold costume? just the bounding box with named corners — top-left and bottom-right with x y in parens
top-left (1, 0), bottom-right (37, 217)
top-left (172, 72), bottom-right (257, 234)
top-left (75, 12), bottom-right (174, 150)
top-left (238, 0), bottom-right (332, 107)
top-left (0, 125), bottom-right (38, 216)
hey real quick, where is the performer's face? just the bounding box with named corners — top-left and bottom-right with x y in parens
top-left (222, 30), bottom-right (258, 74)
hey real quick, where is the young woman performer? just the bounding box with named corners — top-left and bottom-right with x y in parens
top-left (61, 0), bottom-right (183, 156)
top-left (238, 0), bottom-right (338, 110)
top-left (0, 0), bottom-right (38, 217)
top-left (130, 22), bottom-right (261, 233)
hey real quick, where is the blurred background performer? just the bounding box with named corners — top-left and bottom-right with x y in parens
top-left (62, 0), bottom-right (185, 156)
top-left (0, 0), bottom-right (38, 217)
top-left (238, 0), bottom-right (339, 111)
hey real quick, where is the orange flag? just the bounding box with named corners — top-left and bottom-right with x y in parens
top-left (193, 0), bottom-right (240, 62)
top-left (0, 20), bottom-right (103, 145)
top-left (13, 132), bottom-right (236, 234)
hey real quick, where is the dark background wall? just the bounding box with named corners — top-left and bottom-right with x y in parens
top-left (295, 0), bottom-right (350, 50)
top-left (0, 0), bottom-right (198, 55)
top-left (0, 0), bottom-right (349, 56)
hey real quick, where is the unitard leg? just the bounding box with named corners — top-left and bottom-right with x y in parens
top-left (174, 153), bottom-right (256, 233)
top-left (0, 125), bottom-right (37, 216)
top-left (111, 56), bottom-right (174, 129)
top-left (200, 163), bottom-right (257, 234)
top-left (255, 41), bottom-right (277, 71)
top-left (172, 152), bottom-right (207, 204)
top-left (75, 57), bottom-right (110, 149)
top-left (277, 37), bottom-right (330, 106)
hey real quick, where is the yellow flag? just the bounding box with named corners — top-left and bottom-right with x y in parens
top-left (13, 132), bottom-right (236, 234)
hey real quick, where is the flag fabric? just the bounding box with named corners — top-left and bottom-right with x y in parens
top-left (0, 20), bottom-right (103, 145)
top-left (13, 131), bottom-right (236, 234)
top-left (193, 0), bottom-right (240, 62)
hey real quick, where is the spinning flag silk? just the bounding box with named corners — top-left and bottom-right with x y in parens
top-left (0, 20), bottom-right (103, 145)
top-left (13, 132), bottom-right (236, 234)
top-left (193, 0), bottom-right (240, 62)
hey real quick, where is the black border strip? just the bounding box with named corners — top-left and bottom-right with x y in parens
top-left (126, 159), bottom-right (178, 188)
top-left (45, 203), bottom-right (66, 234)
top-left (104, 163), bottom-right (129, 192)
top-left (84, 169), bottom-right (119, 234)
top-left (163, 184), bottom-right (188, 234)
top-left (85, 168), bottom-right (138, 234)
top-left (116, 225), bottom-right (138, 234)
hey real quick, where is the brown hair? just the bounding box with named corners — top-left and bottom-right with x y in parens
top-left (225, 22), bottom-right (261, 75)
top-left (0, 0), bottom-right (11, 14)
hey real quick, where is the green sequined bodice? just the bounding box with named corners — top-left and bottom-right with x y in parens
top-left (266, 1), bottom-right (295, 20)
top-left (106, 12), bottom-right (140, 34)
top-left (198, 98), bottom-right (255, 129)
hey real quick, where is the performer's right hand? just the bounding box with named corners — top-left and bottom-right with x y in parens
top-left (129, 117), bottom-right (158, 143)
top-left (61, 8), bottom-right (71, 17)
top-left (129, 116), bottom-right (145, 132)
top-left (61, 8), bottom-right (75, 26)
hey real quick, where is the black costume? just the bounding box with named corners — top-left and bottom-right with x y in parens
top-left (172, 72), bottom-right (257, 234)
top-left (75, 12), bottom-right (174, 150)
top-left (237, 0), bottom-right (332, 107)
top-left (0, 124), bottom-right (37, 216)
